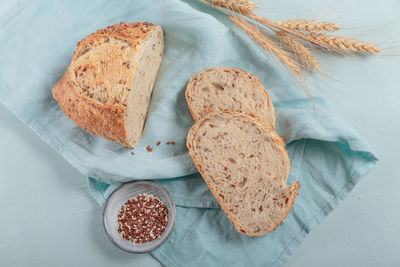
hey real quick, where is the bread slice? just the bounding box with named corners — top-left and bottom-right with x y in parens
top-left (185, 67), bottom-right (275, 128)
top-left (53, 22), bottom-right (164, 148)
top-left (186, 111), bottom-right (299, 236)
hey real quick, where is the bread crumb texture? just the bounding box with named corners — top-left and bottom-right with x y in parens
top-left (187, 111), bottom-right (299, 236)
top-left (186, 67), bottom-right (275, 128)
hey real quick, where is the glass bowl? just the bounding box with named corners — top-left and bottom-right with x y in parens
top-left (103, 180), bottom-right (176, 253)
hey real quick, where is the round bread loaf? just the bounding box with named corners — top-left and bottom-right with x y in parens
top-left (53, 22), bottom-right (164, 148)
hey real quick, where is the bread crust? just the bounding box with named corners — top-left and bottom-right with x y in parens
top-left (185, 67), bottom-right (275, 127)
top-left (73, 22), bottom-right (158, 61)
top-left (53, 74), bottom-right (131, 146)
top-left (186, 111), bottom-right (299, 236)
top-left (52, 22), bottom-right (161, 148)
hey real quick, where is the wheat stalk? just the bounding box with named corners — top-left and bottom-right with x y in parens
top-left (203, 0), bottom-right (256, 15)
top-left (203, 1), bottom-right (351, 56)
top-left (277, 19), bottom-right (341, 32)
top-left (251, 14), bottom-right (379, 54)
top-left (230, 15), bottom-right (302, 75)
top-left (277, 31), bottom-right (320, 71)
top-left (308, 33), bottom-right (380, 54)
top-left (201, 0), bottom-right (380, 83)
top-left (248, 14), bottom-right (345, 53)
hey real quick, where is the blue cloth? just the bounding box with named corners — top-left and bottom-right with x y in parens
top-left (0, 0), bottom-right (378, 266)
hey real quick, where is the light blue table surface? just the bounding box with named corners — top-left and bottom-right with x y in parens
top-left (1, 0), bottom-right (400, 266)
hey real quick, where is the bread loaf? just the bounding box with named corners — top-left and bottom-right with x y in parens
top-left (186, 111), bottom-right (299, 236)
top-left (53, 22), bottom-right (164, 148)
top-left (185, 67), bottom-right (275, 128)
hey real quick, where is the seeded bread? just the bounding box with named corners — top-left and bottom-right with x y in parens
top-left (186, 111), bottom-right (299, 236)
top-left (185, 67), bottom-right (275, 128)
top-left (53, 22), bottom-right (164, 148)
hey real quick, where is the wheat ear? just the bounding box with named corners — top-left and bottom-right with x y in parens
top-left (308, 33), bottom-right (380, 54)
top-left (230, 15), bottom-right (302, 75)
top-left (204, 0), bottom-right (256, 15)
top-left (277, 31), bottom-right (320, 71)
top-left (248, 14), bottom-right (346, 53)
top-left (277, 19), bottom-right (341, 32)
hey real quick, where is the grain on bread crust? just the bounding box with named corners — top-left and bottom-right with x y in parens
top-left (186, 111), bottom-right (299, 236)
top-left (185, 67), bottom-right (275, 128)
top-left (53, 22), bottom-right (164, 148)
top-left (73, 22), bottom-right (157, 61)
top-left (53, 74), bottom-right (130, 146)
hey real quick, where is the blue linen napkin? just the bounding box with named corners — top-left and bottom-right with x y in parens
top-left (0, 0), bottom-right (378, 266)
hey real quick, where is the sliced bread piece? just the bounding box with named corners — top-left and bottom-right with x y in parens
top-left (186, 111), bottom-right (299, 236)
top-left (53, 22), bottom-right (164, 148)
top-left (185, 67), bottom-right (275, 128)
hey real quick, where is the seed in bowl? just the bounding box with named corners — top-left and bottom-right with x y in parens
top-left (117, 194), bottom-right (168, 244)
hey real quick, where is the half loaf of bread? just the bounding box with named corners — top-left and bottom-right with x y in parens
top-left (53, 22), bottom-right (164, 148)
top-left (186, 67), bottom-right (275, 128)
top-left (186, 111), bottom-right (299, 236)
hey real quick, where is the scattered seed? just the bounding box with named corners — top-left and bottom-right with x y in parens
top-left (212, 82), bottom-right (224, 90)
